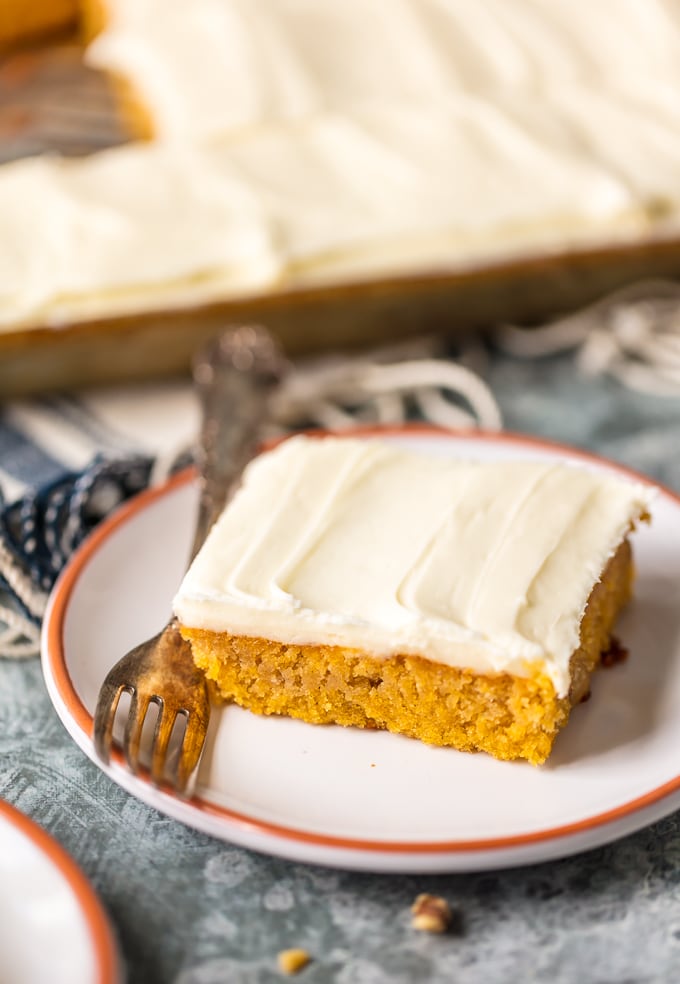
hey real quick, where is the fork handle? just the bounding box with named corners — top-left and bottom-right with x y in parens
top-left (190, 325), bottom-right (288, 558)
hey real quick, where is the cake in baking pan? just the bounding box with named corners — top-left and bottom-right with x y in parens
top-left (2, 0), bottom-right (679, 366)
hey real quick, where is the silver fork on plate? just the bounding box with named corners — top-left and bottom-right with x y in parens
top-left (93, 325), bottom-right (287, 794)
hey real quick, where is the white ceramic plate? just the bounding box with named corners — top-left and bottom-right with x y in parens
top-left (41, 426), bottom-right (680, 872)
top-left (0, 799), bottom-right (121, 984)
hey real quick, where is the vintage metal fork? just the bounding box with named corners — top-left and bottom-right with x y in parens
top-left (93, 325), bottom-right (287, 794)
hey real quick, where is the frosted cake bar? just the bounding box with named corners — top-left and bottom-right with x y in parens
top-left (173, 436), bottom-right (653, 764)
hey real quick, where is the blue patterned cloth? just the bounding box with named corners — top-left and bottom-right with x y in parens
top-left (0, 383), bottom-right (202, 658)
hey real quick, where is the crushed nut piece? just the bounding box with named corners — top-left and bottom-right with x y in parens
top-left (277, 948), bottom-right (311, 975)
top-left (410, 893), bottom-right (452, 933)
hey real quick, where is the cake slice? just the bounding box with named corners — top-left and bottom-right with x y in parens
top-left (173, 435), bottom-right (653, 764)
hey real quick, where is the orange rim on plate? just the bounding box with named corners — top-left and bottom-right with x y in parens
top-left (44, 424), bottom-right (680, 856)
top-left (0, 799), bottom-right (120, 983)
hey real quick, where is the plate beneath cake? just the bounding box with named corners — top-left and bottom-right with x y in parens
top-left (41, 426), bottom-right (680, 872)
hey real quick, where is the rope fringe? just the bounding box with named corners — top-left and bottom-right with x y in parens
top-left (497, 280), bottom-right (680, 398)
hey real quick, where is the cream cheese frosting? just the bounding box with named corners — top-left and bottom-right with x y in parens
top-left (172, 436), bottom-right (653, 697)
top-left (2, 89), bottom-right (680, 330)
top-left (86, 0), bottom-right (680, 143)
top-left (0, 146), bottom-right (281, 329)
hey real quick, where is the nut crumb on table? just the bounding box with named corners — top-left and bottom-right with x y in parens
top-left (277, 948), bottom-right (311, 975)
top-left (411, 894), bottom-right (452, 933)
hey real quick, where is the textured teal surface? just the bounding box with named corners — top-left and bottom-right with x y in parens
top-left (3, 350), bottom-right (680, 984)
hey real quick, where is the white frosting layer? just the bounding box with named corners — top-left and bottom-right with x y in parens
top-left (0, 146), bottom-right (281, 328)
top-left (173, 436), bottom-right (653, 696)
top-left (87, 0), bottom-right (680, 143)
top-left (2, 88), bottom-right (680, 330)
top-left (2, 0), bottom-right (680, 330)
